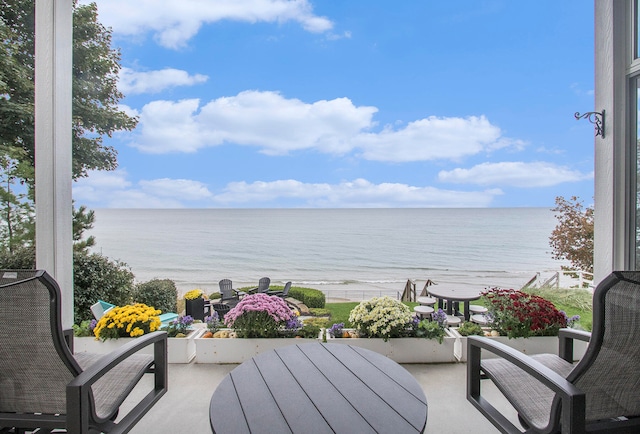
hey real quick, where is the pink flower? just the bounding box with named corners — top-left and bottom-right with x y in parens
top-left (224, 293), bottom-right (294, 327)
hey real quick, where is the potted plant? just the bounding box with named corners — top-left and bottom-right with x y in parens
top-left (184, 289), bottom-right (205, 321)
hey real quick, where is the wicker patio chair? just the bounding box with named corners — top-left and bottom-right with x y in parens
top-left (467, 271), bottom-right (640, 434)
top-left (0, 269), bottom-right (168, 433)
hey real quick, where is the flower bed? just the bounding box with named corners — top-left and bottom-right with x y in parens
top-left (194, 329), bottom-right (322, 363)
top-left (325, 328), bottom-right (460, 363)
top-left (74, 327), bottom-right (205, 363)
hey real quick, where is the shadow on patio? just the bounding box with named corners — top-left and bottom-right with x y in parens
top-left (121, 361), bottom-right (518, 433)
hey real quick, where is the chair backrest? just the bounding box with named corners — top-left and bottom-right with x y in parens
top-left (0, 269), bottom-right (81, 415)
top-left (282, 281), bottom-right (292, 296)
top-left (565, 271), bottom-right (640, 422)
top-left (257, 277), bottom-right (271, 292)
top-left (219, 279), bottom-right (233, 299)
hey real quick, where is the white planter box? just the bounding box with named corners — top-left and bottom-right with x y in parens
top-left (195, 328), bottom-right (458, 364)
top-left (195, 335), bottom-right (319, 363)
top-left (326, 329), bottom-right (459, 363)
top-left (449, 330), bottom-right (589, 362)
top-left (73, 328), bottom-right (204, 364)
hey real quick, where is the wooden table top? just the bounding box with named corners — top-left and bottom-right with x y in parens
top-left (209, 342), bottom-right (428, 434)
top-left (427, 286), bottom-right (482, 301)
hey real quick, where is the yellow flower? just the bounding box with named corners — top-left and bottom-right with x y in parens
top-left (92, 303), bottom-right (160, 340)
top-left (184, 289), bottom-right (204, 300)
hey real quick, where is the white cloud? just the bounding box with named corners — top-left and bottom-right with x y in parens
top-left (438, 162), bottom-right (594, 187)
top-left (353, 116), bottom-right (521, 162)
top-left (73, 171), bottom-right (502, 208)
top-left (128, 90), bottom-right (518, 162)
top-left (140, 178), bottom-right (213, 201)
top-left (212, 178), bottom-right (502, 208)
top-left (86, 0), bottom-right (333, 49)
top-left (130, 91), bottom-right (377, 154)
top-left (73, 170), bottom-right (213, 208)
top-left (119, 67), bottom-right (208, 95)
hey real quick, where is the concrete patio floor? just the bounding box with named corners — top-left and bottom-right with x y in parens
top-left (123, 360), bottom-right (520, 433)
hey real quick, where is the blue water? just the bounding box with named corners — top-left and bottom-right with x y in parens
top-left (87, 208), bottom-right (567, 299)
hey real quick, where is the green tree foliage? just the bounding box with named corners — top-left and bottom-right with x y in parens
top-left (72, 203), bottom-right (95, 253)
top-left (73, 251), bottom-right (134, 323)
top-left (0, 0), bottom-right (137, 186)
top-left (549, 196), bottom-right (594, 274)
top-left (0, 145), bottom-right (34, 252)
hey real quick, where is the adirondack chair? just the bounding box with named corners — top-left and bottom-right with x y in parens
top-left (267, 281), bottom-right (292, 298)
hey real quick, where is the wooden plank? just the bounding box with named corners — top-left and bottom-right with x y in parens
top-left (274, 345), bottom-right (376, 433)
top-left (209, 376), bottom-right (250, 434)
top-left (230, 359), bottom-right (292, 434)
top-left (331, 345), bottom-right (428, 430)
top-left (299, 344), bottom-right (422, 433)
top-left (210, 343), bottom-right (428, 434)
top-left (254, 349), bottom-right (333, 434)
top-left (349, 345), bottom-right (428, 403)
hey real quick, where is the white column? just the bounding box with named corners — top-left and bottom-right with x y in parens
top-left (593, 0), bottom-right (630, 284)
top-left (35, 0), bottom-right (74, 328)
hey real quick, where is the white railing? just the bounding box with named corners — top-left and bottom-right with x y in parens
top-left (522, 270), bottom-right (594, 290)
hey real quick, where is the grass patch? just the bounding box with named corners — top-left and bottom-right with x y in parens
top-left (308, 308), bottom-right (331, 317)
top-left (525, 287), bottom-right (593, 331)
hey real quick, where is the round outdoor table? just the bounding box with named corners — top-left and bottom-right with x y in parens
top-left (209, 343), bottom-right (428, 434)
top-left (427, 286), bottom-right (482, 321)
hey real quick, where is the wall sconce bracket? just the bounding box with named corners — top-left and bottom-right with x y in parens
top-left (574, 110), bottom-right (605, 138)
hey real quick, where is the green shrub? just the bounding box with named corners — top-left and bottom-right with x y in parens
top-left (0, 246), bottom-right (35, 269)
top-left (134, 279), bottom-right (178, 313)
top-left (289, 287), bottom-right (325, 308)
top-left (308, 307), bottom-right (330, 317)
top-left (209, 292), bottom-right (221, 300)
top-left (458, 321), bottom-right (484, 337)
top-left (303, 316), bottom-right (330, 328)
top-left (72, 319), bottom-right (95, 337)
top-left (414, 320), bottom-right (446, 343)
top-left (297, 323), bottom-right (321, 338)
top-left (73, 252), bottom-right (134, 324)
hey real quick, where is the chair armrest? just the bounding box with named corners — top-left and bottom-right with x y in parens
top-left (558, 328), bottom-right (591, 362)
top-left (66, 331), bottom-right (168, 432)
top-left (468, 336), bottom-right (581, 397)
top-left (467, 336), bottom-right (585, 433)
top-left (559, 328), bottom-right (591, 342)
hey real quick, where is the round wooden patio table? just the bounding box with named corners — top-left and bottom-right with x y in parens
top-left (209, 342), bottom-right (428, 433)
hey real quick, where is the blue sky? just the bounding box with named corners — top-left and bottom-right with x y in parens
top-left (73, 0), bottom-right (595, 209)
